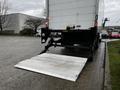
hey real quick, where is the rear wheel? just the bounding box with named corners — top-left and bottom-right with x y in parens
top-left (95, 41), bottom-right (99, 50)
top-left (88, 55), bottom-right (93, 61)
top-left (88, 46), bottom-right (94, 61)
top-left (95, 38), bottom-right (100, 50)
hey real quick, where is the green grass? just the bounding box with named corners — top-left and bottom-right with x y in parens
top-left (108, 40), bottom-right (120, 90)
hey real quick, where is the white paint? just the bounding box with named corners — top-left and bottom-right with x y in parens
top-left (102, 39), bottom-right (120, 42)
top-left (48, 0), bottom-right (104, 29)
top-left (15, 53), bottom-right (87, 82)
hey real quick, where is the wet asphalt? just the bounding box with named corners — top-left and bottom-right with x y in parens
top-left (0, 36), bottom-right (105, 90)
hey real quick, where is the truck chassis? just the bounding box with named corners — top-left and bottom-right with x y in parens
top-left (40, 27), bottom-right (100, 61)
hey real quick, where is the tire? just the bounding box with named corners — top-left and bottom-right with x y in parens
top-left (88, 56), bottom-right (93, 61)
top-left (88, 48), bottom-right (94, 61)
top-left (95, 42), bottom-right (99, 50)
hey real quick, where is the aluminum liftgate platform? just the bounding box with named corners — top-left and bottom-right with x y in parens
top-left (15, 53), bottom-right (87, 82)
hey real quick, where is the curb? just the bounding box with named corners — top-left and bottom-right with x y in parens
top-left (104, 42), bottom-right (112, 90)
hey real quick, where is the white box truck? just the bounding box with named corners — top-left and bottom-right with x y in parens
top-left (46, 0), bottom-right (104, 29)
top-left (40, 0), bottom-right (104, 60)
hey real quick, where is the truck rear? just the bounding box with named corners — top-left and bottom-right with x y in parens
top-left (40, 0), bottom-right (104, 60)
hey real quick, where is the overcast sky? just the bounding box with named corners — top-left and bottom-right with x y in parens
top-left (105, 0), bottom-right (120, 26)
top-left (7, 0), bottom-right (45, 17)
top-left (5, 0), bottom-right (120, 26)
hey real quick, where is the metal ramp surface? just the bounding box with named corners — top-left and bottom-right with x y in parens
top-left (15, 53), bottom-right (87, 82)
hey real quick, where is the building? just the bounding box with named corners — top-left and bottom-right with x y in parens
top-left (3, 13), bottom-right (41, 34)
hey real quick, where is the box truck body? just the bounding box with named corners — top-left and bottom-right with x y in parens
top-left (46, 0), bottom-right (104, 29)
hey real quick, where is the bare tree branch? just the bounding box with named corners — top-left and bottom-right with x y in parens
top-left (0, 0), bottom-right (9, 31)
top-left (25, 18), bottom-right (44, 33)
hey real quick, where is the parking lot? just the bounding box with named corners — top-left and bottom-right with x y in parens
top-left (0, 36), bottom-right (105, 90)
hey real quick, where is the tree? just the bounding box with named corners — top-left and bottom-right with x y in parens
top-left (25, 18), bottom-right (44, 34)
top-left (0, 0), bottom-right (9, 31)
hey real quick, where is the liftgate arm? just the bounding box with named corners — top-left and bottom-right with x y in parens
top-left (40, 28), bottom-right (62, 54)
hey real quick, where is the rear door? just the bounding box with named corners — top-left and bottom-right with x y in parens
top-left (47, 0), bottom-right (99, 29)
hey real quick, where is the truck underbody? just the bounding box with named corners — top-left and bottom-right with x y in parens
top-left (40, 27), bottom-right (100, 61)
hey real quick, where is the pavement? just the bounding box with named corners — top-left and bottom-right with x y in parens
top-left (0, 36), bottom-right (105, 90)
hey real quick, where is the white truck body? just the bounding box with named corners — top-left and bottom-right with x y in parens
top-left (46, 0), bottom-right (104, 29)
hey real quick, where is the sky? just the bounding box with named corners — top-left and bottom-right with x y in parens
top-left (3, 0), bottom-right (120, 26)
top-left (105, 0), bottom-right (120, 26)
top-left (7, 0), bottom-right (45, 17)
